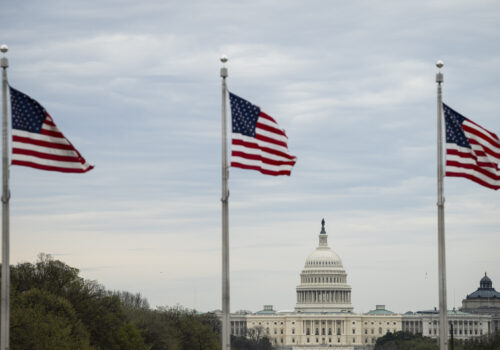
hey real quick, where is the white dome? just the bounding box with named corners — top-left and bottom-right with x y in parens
top-left (305, 247), bottom-right (343, 268)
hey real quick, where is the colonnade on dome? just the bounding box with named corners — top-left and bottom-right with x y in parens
top-left (297, 290), bottom-right (351, 304)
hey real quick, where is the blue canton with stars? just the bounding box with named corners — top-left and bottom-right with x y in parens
top-left (229, 92), bottom-right (260, 137)
top-left (10, 86), bottom-right (47, 133)
top-left (444, 103), bottom-right (471, 148)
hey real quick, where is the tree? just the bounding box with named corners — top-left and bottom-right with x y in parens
top-left (10, 288), bottom-right (92, 350)
top-left (451, 331), bottom-right (500, 350)
top-left (231, 335), bottom-right (274, 350)
top-left (115, 290), bottom-right (150, 311)
top-left (375, 331), bottom-right (438, 350)
top-left (115, 323), bottom-right (150, 350)
top-left (5, 254), bottom-right (245, 350)
top-left (7, 254), bottom-right (149, 350)
top-left (11, 253), bottom-right (82, 295)
top-left (247, 325), bottom-right (266, 342)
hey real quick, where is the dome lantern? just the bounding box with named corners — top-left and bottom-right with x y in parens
top-left (480, 273), bottom-right (493, 290)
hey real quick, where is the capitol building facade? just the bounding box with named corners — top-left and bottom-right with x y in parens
top-left (226, 220), bottom-right (494, 349)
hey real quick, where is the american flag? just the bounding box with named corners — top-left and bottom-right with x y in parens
top-left (10, 87), bottom-right (94, 173)
top-left (229, 92), bottom-right (296, 176)
top-left (444, 103), bottom-right (500, 190)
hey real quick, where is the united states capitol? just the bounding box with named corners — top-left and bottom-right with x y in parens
top-left (218, 220), bottom-right (500, 349)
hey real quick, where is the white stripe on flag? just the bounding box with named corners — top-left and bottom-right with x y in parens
top-left (13, 129), bottom-right (70, 145)
top-left (231, 156), bottom-right (294, 171)
top-left (41, 123), bottom-right (61, 133)
top-left (231, 144), bottom-right (292, 162)
top-left (463, 120), bottom-right (500, 153)
top-left (446, 165), bottom-right (500, 187)
top-left (12, 154), bottom-right (89, 170)
top-left (232, 134), bottom-right (291, 155)
top-left (447, 143), bottom-right (500, 166)
top-left (12, 141), bottom-right (79, 157)
top-left (255, 126), bottom-right (289, 144)
top-left (257, 116), bottom-right (283, 130)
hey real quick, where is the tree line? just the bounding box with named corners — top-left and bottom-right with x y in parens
top-left (1, 254), bottom-right (274, 350)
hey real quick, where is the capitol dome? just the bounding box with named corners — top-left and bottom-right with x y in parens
top-left (304, 245), bottom-right (343, 268)
top-left (295, 219), bottom-right (353, 313)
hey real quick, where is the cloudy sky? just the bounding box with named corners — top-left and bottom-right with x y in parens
top-left (2, 0), bottom-right (500, 314)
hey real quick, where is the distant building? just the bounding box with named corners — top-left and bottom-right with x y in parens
top-left (403, 308), bottom-right (490, 340)
top-left (243, 304), bottom-right (401, 349)
top-left (460, 273), bottom-right (500, 332)
top-left (223, 220), bottom-right (494, 349)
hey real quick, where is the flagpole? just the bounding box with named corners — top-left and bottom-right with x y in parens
top-left (1, 44), bottom-right (10, 350)
top-left (436, 59), bottom-right (448, 350)
top-left (220, 55), bottom-right (230, 350)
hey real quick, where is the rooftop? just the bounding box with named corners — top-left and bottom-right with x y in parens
top-left (365, 305), bottom-right (395, 315)
top-left (466, 273), bottom-right (500, 300)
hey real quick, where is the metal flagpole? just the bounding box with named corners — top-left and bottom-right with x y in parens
top-left (220, 55), bottom-right (230, 350)
top-left (436, 59), bottom-right (448, 350)
top-left (1, 44), bottom-right (10, 350)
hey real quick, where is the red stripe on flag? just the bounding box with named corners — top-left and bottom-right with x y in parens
top-left (463, 124), bottom-right (500, 147)
top-left (12, 148), bottom-right (83, 163)
top-left (13, 135), bottom-right (74, 150)
top-left (11, 160), bottom-right (94, 173)
top-left (40, 129), bottom-right (65, 138)
top-left (231, 151), bottom-right (296, 167)
top-left (465, 119), bottom-right (500, 141)
top-left (43, 117), bottom-right (56, 127)
top-left (255, 134), bottom-right (288, 148)
top-left (467, 139), bottom-right (500, 159)
top-left (446, 149), bottom-right (476, 159)
top-left (447, 149), bottom-right (499, 169)
top-left (258, 112), bottom-right (277, 124)
top-left (446, 160), bottom-right (500, 180)
top-left (230, 162), bottom-right (292, 176)
top-left (256, 121), bottom-right (287, 137)
top-left (232, 139), bottom-right (296, 160)
top-left (446, 171), bottom-right (500, 190)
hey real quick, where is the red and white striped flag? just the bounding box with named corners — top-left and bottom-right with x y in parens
top-left (229, 92), bottom-right (296, 176)
top-left (444, 103), bottom-right (500, 190)
top-left (9, 86), bottom-right (93, 173)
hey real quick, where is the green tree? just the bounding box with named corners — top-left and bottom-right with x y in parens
top-left (7, 254), bottom-right (149, 350)
top-left (159, 306), bottom-right (220, 350)
top-left (10, 288), bottom-right (92, 350)
top-left (375, 331), bottom-right (438, 350)
top-left (452, 331), bottom-right (500, 350)
top-left (231, 335), bottom-right (274, 350)
top-left (115, 322), bottom-right (150, 350)
top-left (6, 255), bottom-right (247, 350)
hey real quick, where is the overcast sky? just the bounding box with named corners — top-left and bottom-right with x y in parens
top-left (2, 0), bottom-right (500, 314)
